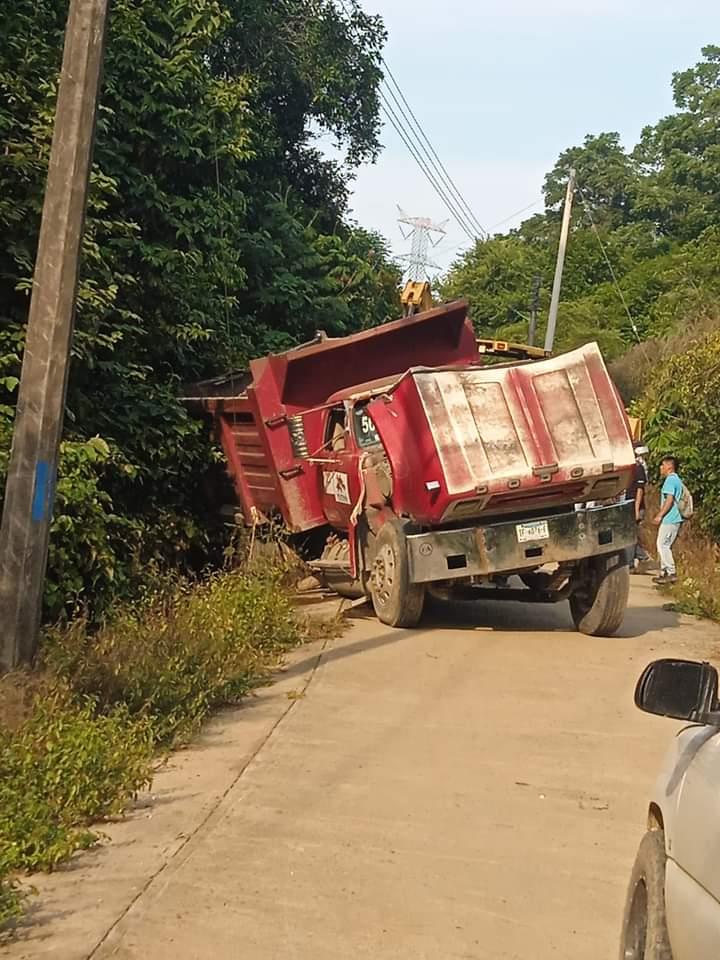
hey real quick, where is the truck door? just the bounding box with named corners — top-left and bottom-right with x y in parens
top-left (320, 404), bottom-right (360, 531)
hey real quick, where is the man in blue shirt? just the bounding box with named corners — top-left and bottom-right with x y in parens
top-left (653, 455), bottom-right (684, 585)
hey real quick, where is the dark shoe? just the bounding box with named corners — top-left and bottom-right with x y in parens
top-left (653, 573), bottom-right (678, 586)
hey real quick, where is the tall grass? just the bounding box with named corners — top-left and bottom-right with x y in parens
top-left (641, 488), bottom-right (720, 620)
top-left (609, 307), bottom-right (720, 403)
top-left (43, 569), bottom-right (299, 746)
top-left (0, 566), bottom-right (301, 934)
top-left (665, 526), bottom-right (720, 621)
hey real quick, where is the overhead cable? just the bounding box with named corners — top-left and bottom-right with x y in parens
top-left (336, 0), bottom-right (485, 242)
top-left (380, 63), bottom-right (488, 239)
top-left (576, 184), bottom-right (641, 343)
top-left (378, 93), bottom-right (478, 242)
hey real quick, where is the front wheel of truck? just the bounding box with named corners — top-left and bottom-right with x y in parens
top-left (570, 555), bottom-right (630, 637)
top-left (370, 522), bottom-right (425, 628)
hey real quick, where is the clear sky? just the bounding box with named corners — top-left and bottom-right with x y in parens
top-left (336, 0), bottom-right (717, 272)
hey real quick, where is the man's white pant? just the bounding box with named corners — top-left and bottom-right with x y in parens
top-left (657, 523), bottom-right (682, 576)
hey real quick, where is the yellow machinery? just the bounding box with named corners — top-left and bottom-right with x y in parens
top-left (628, 416), bottom-right (643, 443)
top-left (400, 280), bottom-right (433, 316)
top-left (476, 338), bottom-right (548, 361)
top-left (400, 283), bottom-right (549, 364)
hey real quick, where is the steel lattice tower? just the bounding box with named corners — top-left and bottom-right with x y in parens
top-left (397, 208), bottom-right (448, 282)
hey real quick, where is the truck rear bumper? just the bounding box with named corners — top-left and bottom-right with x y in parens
top-left (406, 502), bottom-right (635, 584)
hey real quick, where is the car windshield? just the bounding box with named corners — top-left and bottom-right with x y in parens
top-left (352, 402), bottom-right (381, 448)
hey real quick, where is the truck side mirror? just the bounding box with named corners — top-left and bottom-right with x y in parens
top-left (635, 658), bottom-right (720, 723)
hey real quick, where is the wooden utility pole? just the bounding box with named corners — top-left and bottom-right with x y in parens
top-left (544, 168), bottom-right (576, 354)
top-left (528, 274), bottom-right (541, 347)
top-left (0, 0), bottom-right (109, 670)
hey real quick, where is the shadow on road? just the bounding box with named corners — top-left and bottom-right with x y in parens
top-left (281, 583), bottom-right (682, 680)
top-left (346, 585), bottom-right (681, 639)
top-left (614, 600), bottom-right (680, 639)
top-left (279, 627), bottom-right (415, 682)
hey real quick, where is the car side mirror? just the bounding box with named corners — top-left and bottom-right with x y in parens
top-left (635, 658), bottom-right (720, 723)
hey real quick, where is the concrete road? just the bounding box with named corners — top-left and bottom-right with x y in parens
top-left (8, 580), bottom-right (719, 959)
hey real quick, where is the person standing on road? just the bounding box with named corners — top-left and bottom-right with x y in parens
top-left (653, 456), bottom-right (684, 585)
top-left (627, 444), bottom-right (651, 571)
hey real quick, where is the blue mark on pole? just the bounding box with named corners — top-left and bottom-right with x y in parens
top-left (31, 461), bottom-right (50, 523)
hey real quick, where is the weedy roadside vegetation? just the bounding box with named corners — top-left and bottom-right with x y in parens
top-left (0, 554), bottom-right (316, 934)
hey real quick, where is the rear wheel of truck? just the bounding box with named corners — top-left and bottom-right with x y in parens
top-left (370, 522), bottom-right (425, 628)
top-left (318, 538), bottom-right (365, 600)
top-left (570, 555), bottom-right (630, 637)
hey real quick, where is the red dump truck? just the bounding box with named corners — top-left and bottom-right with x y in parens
top-left (191, 300), bottom-right (637, 635)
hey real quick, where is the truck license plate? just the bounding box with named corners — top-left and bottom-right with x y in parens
top-left (516, 520), bottom-right (550, 543)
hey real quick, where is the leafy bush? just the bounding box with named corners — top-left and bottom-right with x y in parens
top-left (641, 497), bottom-right (720, 622)
top-left (43, 569), bottom-right (299, 746)
top-left (44, 437), bottom-right (144, 621)
top-left (639, 331), bottom-right (720, 540)
top-left (0, 566), bottom-right (301, 932)
top-left (609, 307), bottom-right (720, 403)
top-left (669, 532), bottom-right (720, 623)
top-left (0, 692), bottom-right (153, 909)
top-left (0, 0), bottom-right (398, 626)
top-left (0, 876), bottom-right (23, 936)
top-left (0, 694), bottom-right (153, 872)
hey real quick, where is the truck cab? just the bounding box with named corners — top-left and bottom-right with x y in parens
top-left (319, 382), bottom-right (392, 530)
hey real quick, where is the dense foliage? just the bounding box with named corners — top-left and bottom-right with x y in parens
top-left (441, 46), bottom-right (720, 358)
top-left (0, 565), bottom-right (300, 928)
top-left (639, 330), bottom-right (720, 540)
top-left (0, 0), bottom-right (401, 619)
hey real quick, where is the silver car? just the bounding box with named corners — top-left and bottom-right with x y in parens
top-left (619, 658), bottom-right (720, 959)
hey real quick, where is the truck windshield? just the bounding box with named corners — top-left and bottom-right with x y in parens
top-left (353, 403), bottom-right (381, 449)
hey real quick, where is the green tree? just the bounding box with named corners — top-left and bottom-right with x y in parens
top-left (544, 132), bottom-right (639, 227)
top-left (641, 332), bottom-right (720, 539)
top-left (0, 0), bottom-right (398, 619)
top-left (443, 47), bottom-right (720, 360)
top-left (634, 45), bottom-right (720, 240)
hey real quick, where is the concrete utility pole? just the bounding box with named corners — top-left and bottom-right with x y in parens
top-left (528, 274), bottom-right (541, 347)
top-left (544, 168), bottom-right (576, 354)
top-left (0, 0), bottom-right (110, 670)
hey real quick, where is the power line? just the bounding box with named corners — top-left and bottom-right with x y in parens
top-left (438, 199), bottom-right (542, 258)
top-left (378, 93), bottom-right (478, 242)
top-left (336, 0), bottom-right (485, 242)
top-left (335, 1), bottom-right (540, 321)
top-left (378, 87), bottom-right (479, 240)
top-left (380, 62), bottom-right (488, 239)
top-left (576, 184), bottom-right (641, 343)
top-left (489, 199), bottom-right (541, 231)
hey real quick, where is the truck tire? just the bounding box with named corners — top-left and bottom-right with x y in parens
top-left (369, 522), bottom-right (425, 628)
top-left (319, 538), bottom-right (364, 600)
top-left (570, 555), bottom-right (629, 637)
top-left (618, 830), bottom-right (673, 960)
